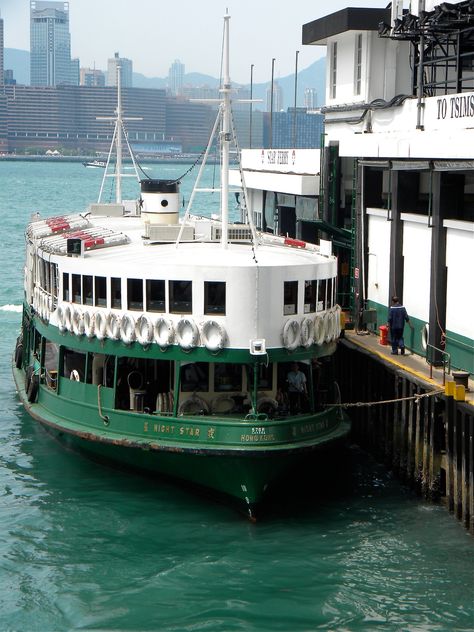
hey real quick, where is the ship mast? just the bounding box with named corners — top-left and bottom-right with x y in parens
top-left (220, 14), bottom-right (231, 249)
top-left (96, 65), bottom-right (142, 205)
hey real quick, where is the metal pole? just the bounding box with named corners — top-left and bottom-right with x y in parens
top-left (249, 64), bottom-right (254, 148)
top-left (293, 50), bottom-right (299, 148)
top-left (221, 14), bottom-right (231, 249)
top-left (115, 64), bottom-right (122, 204)
top-left (269, 58), bottom-right (275, 149)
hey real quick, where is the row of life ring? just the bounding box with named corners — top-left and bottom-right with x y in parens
top-left (54, 306), bottom-right (227, 351)
top-left (33, 288), bottom-right (53, 321)
top-left (282, 306), bottom-right (342, 350)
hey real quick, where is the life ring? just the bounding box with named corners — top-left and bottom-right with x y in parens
top-left (70, 369), bottom-right (81, 381)
top-left (313, 313), bottom-right (325, 346)
top-left (25, 365), bottom-right (39, 403)
top-left (33, 287), bottom-right (39, 312)
top-left (38, 292), bottom-right (45, 320)
top-left (282, 319), bottom-right (300, 351)
top-left (72, 307), bottom-right (85, 336)
top-left (323, 311), bottom-right (333, 343)
top-left (211, 395), bottom-right (235, 414)
top-left (127, 370), bottom-right (143, 390)
top-left (120, 314), bottom-right (136, 345)
top-left (63, 304), bottom-right (73, 332)
top-left (154, 316), bottom-right (174, 348)
top-left (106, 312), bottom-right (121, 340)
top-left (56, 304), bottom-right (67, 333)
top-left (201, 319), bottom-right (226, 351)
top-left (178, 394), bottom-right (209, 415)
top-left (135, 314), bottom-right (154, 346)
top-left (422, 323), bottom-right (429, 350)
top-left (14, 337), bottom-right (23, 369)
top-left (257, 396), bottom-right (278, 415)
top-left (176, 318), bottom-right (199, 350)
top-left (156, 392), bottom-right (170, 414)
top-left (300, 317), bottom-right (314, 348)
top-left (95, 310), bottom-right (108, 341)
top-left (333, 305), bottom-right (342, 338)
top-left (83, 310), bottom-right (95, 338)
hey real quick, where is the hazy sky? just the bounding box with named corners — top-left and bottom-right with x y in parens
top-left (1, 0), bottom-right (387, 82)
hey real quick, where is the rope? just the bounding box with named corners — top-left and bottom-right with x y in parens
top-left (324, 388), bottom-right (444, 409)
top-left (97, 384), bottom-right (110, 424)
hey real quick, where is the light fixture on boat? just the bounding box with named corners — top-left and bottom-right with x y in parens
top-left (250, 339), bottom-right (266, 355)
top-left (140, 179), bottom-right (180, 226)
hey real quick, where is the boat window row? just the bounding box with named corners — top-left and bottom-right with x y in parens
top-left (284, 278), bottom-right (336, 315)
top-left (62, 273), bottom-right (226, 315)
top-left (36, 257), bottom-right (59, 298)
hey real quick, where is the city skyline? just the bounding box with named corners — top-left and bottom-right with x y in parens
top-left (1, 0), bottom-right (387, 84)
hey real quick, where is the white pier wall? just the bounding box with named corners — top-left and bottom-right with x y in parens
top-left (367, 208), bottom-right (391, 307)
top-left (402, 214), bottom-right (431, 325)
top-left (444, 220), bottom-right (474, 341)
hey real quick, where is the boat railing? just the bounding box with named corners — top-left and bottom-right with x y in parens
top-left (426, 343), bottom-right (451, 385)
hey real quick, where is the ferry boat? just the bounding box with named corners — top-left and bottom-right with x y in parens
top-left (12, 16), bottom-right (350, 518)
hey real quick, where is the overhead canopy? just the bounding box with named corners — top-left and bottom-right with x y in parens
top-left (302, 8), bottom-right (390, 46)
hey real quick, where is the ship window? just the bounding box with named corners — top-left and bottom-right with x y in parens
top-left (127, 279), bottom-right (143, 311)
top-left (72, 274), bottom-right (81, 303)
top-left (354, 33), bottom-right (362, 96)
top-left (111, 277), bottom-right (122, 310)
top-left (204, 281), bottom-right (226, 315)
top-left (146, 279), bottom-right (165, 312)
top-left (62, 347), bottom-right (87, 382)
top-left (214, 363), bottom-right (242, 392)
top-left (82, 275), bottom-right (93, 306)
top-left (318, 279), bottom-right (327, 311)
top-left (43, 341), bottom-right (59, 390)
top-left (62, 273), bottom-right (70, 301)
top-left (169, 280), bottom-right (192, 313)
top-left (284, 281), bottom-right (298, 315)
top-left (51, 264), bottom-right (59, 299)
top-left (248, 363), bottom-right (273, 391)
top-left (181, 362), bottom-right (209, 392)
top-left (95, 276), bottom-right (106, 308)
top-left (330, 41), bottom-right (337, 99)
top-left (85, 353), bottom-right (114, 387)
top-left (304, 280), bottom-right (316, 313)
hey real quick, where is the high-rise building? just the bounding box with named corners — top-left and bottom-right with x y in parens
top-left (304, 88), bottom-right (318, 110)
top-left (0, 12), bottom-right (4, 87)
top-left (107, 52), bottom-right (133, 88)
top-left (168, 59), bottom-right (185, 96)
top-left (266, 81), bottom-right (283, 113)
top-left (80, 67), bottom-right (105, 87)
top-left (30, 1), bottom-right (73, 86)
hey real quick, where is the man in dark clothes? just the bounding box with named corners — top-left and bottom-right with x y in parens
top-left (388, 296), bottom-right (411, 355)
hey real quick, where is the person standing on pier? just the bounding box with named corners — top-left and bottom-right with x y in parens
top-left (388, 296), bottom-right (411, 355)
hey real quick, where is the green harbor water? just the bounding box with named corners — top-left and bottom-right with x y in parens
top-left (0, 161), bottom-right (473, 631)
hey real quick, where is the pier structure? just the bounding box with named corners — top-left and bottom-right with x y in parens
top-left (336, 331), bottom-right (473, 534)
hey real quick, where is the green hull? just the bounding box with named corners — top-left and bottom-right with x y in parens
top-left (13, 363), bottom-right (350, 518)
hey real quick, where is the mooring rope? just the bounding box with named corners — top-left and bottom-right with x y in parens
top-left (324, 388), bottom-right (444, 409)
top-left (97, 384), bottom-right (110, 424)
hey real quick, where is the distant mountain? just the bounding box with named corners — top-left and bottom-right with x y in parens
top-left (4, 48), bottom-right (30, 85)
top-left (4, 48), bottom-right (326, 107)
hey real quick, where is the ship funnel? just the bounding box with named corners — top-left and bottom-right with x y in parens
top-left (140, 179), bottom-right (180, 225)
